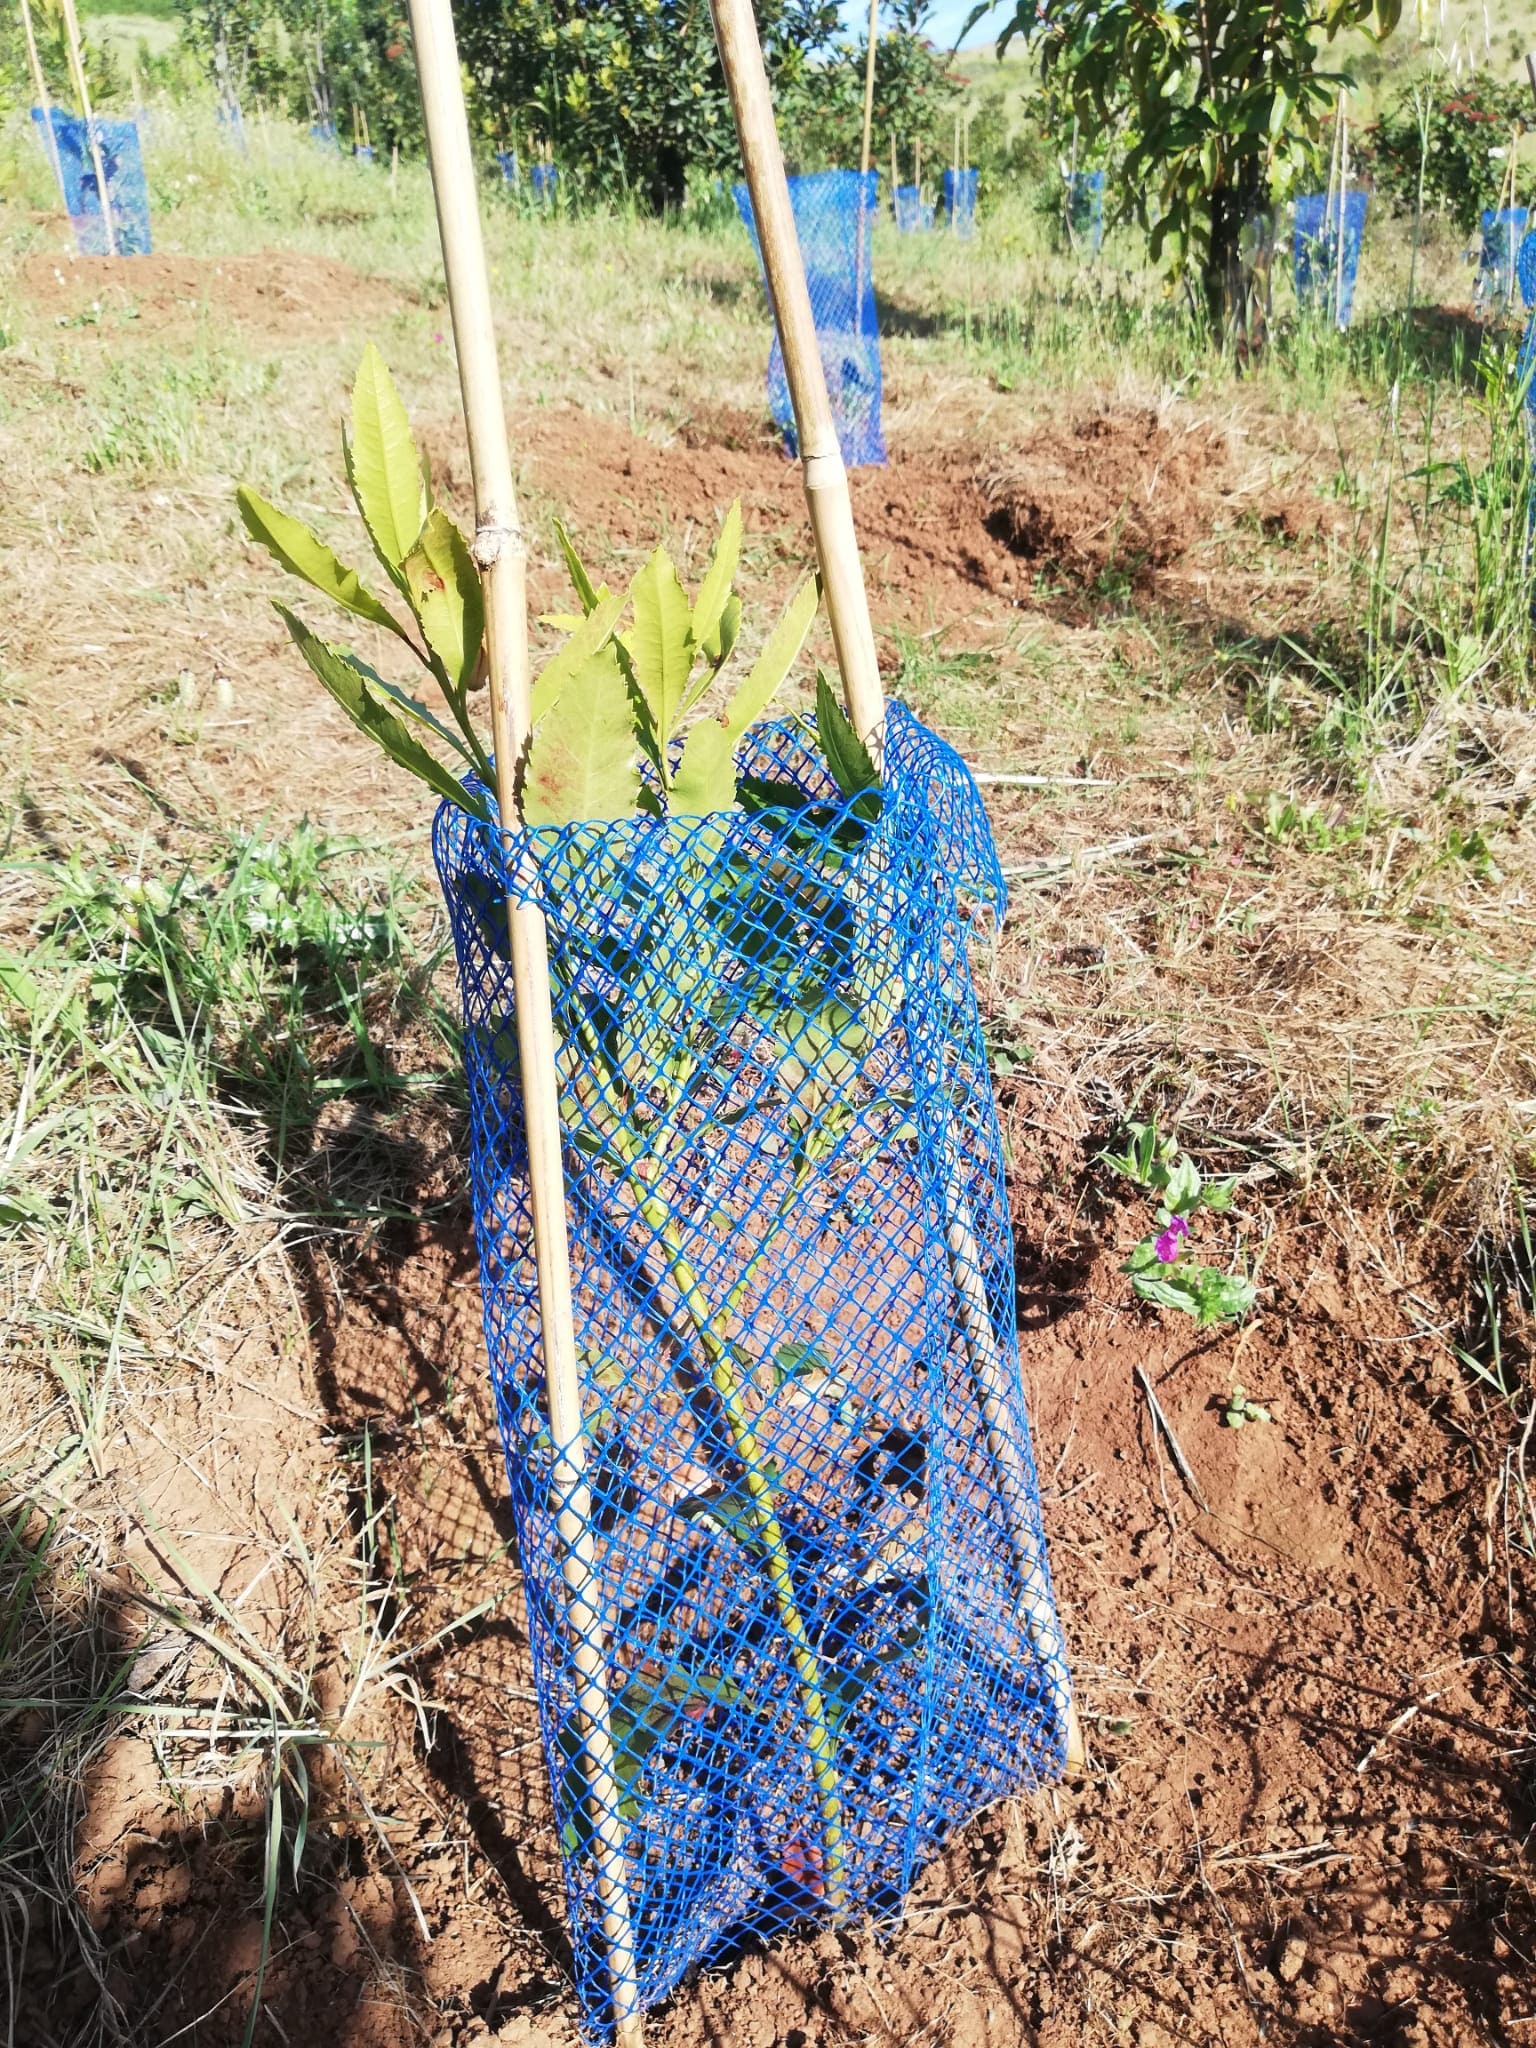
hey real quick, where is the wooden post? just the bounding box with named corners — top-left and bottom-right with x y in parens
top-left (403, 0), bottom-right (644, 2040)
top-left (707, 0), bottom-right (882, 742)
top-left (705, 0), bottom-right (1084, 1775)
top-left (17, 0), bottom-right (68, 213)
top-left (57, 0), bottom-right (116, 256)
top-left (858, 0), bottom-right (878, 178)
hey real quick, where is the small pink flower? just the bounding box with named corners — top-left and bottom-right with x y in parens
top-left (1154, 1215), bottom-right (1189, 1263)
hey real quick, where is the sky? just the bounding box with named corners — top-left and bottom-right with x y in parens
top-left (837, 0), bottom-right (1003, 52)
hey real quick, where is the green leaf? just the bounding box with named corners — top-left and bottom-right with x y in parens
top-left (670, 718), bottom-right (736, 816)
top-left (692, 499), bottom-right (742, 657)
top-left (522, 645), bottom-right (642, 825)
top-left (529, 589), bottom-right (628, 725)
top-left (0, 954), bottom-right (41, 1015)
top-left (772, 1340), bottom-right (833, 1388)
top-left (347, 343), bottom-right (428, 582)
top-left (554, 518), bottom-right (603, 615)
top-left (402, 507), bottom-right (484, 694)
top-left (237, 487), bottom-right (410, 643)
top-left (722, 576), bottom-right (819, 744)
top-left (275, 606), bottom-right (489, 822)
top-left (629, 546), bottom-right (696, 752)
top-left (1128, 1257), bottom-right (1257, 1328)
top-left (1162, 1153), bottom-right (1202, 1214)
top-left (814, 671), bottom-right (881, 814)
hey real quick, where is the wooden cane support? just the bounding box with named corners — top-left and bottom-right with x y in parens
top-left (17, 0), bottom-right (68, 213)
top-left (56, 0), bottom-right (115, 256)
top-left (404, 1), bottom-right (645, 2040)
top-left (705, 0), bottom-right (1084, 1775)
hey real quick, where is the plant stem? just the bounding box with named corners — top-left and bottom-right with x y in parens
top-left (636, 1192), bottom-right (849, 1911)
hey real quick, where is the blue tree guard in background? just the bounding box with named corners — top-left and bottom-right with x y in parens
top-left (496, 148), bottom-right (520, 185)
top-left (356, 142), bottom-right (375, 163)
top-left (1065, 169), bottom-right (1105, 255)
top-left (734, 169), bottom-right (886, 468)
top-left (943, 167), bottom-right (977, 241)
top-left (31, 108), bottom-right (151, 256)
top-left (532, 162), bottom-right (558, 204)
top-left (309, 118), bottom-right (339, 149)
top-left (894, 184), bottom-right (932, 233)
top-left (1293, 190), bottom-right (1368, 329)
top-left (1479, 206), bottom-right (1528, 313)
top-left (434, 706), bottom-right (1072, 2042)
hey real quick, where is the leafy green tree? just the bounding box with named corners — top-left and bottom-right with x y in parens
top-left (1365, 74), bottom-right (1531, 232)
top-left (452, 0), bottom-right (842, 207)
top-left (783, 0), bottom-right (959, 178)
top-left (972, 0), bottom-right (1400, 341)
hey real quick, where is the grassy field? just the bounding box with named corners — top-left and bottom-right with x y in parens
top-left (2, 87), bottom-right (1535, 2048)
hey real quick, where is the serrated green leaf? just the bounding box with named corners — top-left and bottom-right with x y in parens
top-left (402, 507), bottom-right (484, 694)
top-left (530, 589), bottom-right (628, 726)
top-left (237, 486), bottom-right (410, 642)
top-left (670, 719), bottom-right (736, 816)
top-left (347, 343), bottom-right (428, 581)
top-left (630, 546), bottom-right (696, 752)
top-left (276, 605), bottom-right (488, 822)
top-left (722, 575), bottom-right (819, 745)
top-left (522, 646), bottom-right (642, 825)
top-left (554, 518), bottom-right (602, 615)
top-left (692, 499), bottom-right (742, 656)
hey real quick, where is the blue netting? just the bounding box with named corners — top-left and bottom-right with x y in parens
top-left (1293, 189), bottom-right (1368, 329)
top-left (30, 107), bottom-right (150, 256)
top-left (733, 169), bottom-right (886, 469)
top-left (356, 142), bottom-right (375, 162)
top-left (532, 162), bottom-right (559, 203)
top-left (1479, 206), bottom-right (1528, 312)
top-left (433, 704), bottom-right (1071, 2041)
top-left (310, 118), bottom-right (339, 149)
top-left (894, 183), bottom-right (932, 233)
top-left (217, 103), bottom-right (247, 152)
top-left (943, 167), bottom-right (977, 240)
top-left (1065, 169), bottom-right (1104, 255)
top-left (496, 148), bottom-right (520, 185)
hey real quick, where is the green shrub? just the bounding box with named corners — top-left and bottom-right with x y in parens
top-left (1364, 75), bottom-right (1531, 232)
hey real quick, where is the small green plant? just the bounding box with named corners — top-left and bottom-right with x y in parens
top-left (238, 345), bottom-right (833, 829)
top-left (1222, 1384), bottom-right (1271, 1427)
top-left (241, 346), bottom-right (919, 1915)
top-left (1104, 1120), bottom-right (1258, 1328)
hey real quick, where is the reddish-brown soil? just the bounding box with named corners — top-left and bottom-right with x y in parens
top-left (17, 248), bottom-right (411, 340)
top-left (34, 1139), bottom-right (1531, 2048)
top-left (418, 401), bottom-right (1249, 626)
top-left (980, 409), bottom-right (1231, 584)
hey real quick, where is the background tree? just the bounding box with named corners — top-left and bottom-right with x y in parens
top-left (972, 0), bottom-right (1400, 343)
top-left (1365, 74), bottom-right (1531, 232)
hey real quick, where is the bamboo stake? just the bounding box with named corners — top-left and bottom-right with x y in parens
top-left (17, 0), bottom-right (68, 213)
top-left (403, 1), bottom-right (643, 2040)
top-left (705, 0), bottom-right (1084, 1775)
top-left (707, 0), bottom-right (882, 741)
top-left (859, 0), bottom-right (878, 178)
top-left (57, 0), bottom-right (115, 256)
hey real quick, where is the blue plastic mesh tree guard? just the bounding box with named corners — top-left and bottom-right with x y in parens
top-left (1479, 206), bottom-right (1528, 312)
top-left (894, 183), bottom-right (932, 233)
top-left (1293, 190), bottom-right (1368, 329)
top-left (532, 162), bottom-right (559, 204)
top-left (30, 108), bottom-right (151, 256)
top-left (496, 148), bottom-right (520, 185)
top-left (434, 705), bottom-right (1071, 2040)
top-left (1065, 169), bottom-right (1105, 256)
top-left (943, 167), bottom-right (977, 240)
top-left (734, 169), bottom-right (886, 469)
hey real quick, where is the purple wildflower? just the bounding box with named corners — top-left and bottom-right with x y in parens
top-left (1154, 1215), bottom-right (1189, 1263)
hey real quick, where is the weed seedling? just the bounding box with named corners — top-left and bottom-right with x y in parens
top-left (1223, 1385), bottom-right (1271, 1428)
top-left (1104, 1119), bottom-right (1258, 1328)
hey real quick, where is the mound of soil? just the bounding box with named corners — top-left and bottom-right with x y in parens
top-left (17, 249), bottom-right (409, 341)
top-left (982, 408), bottom-right (1229, 584)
